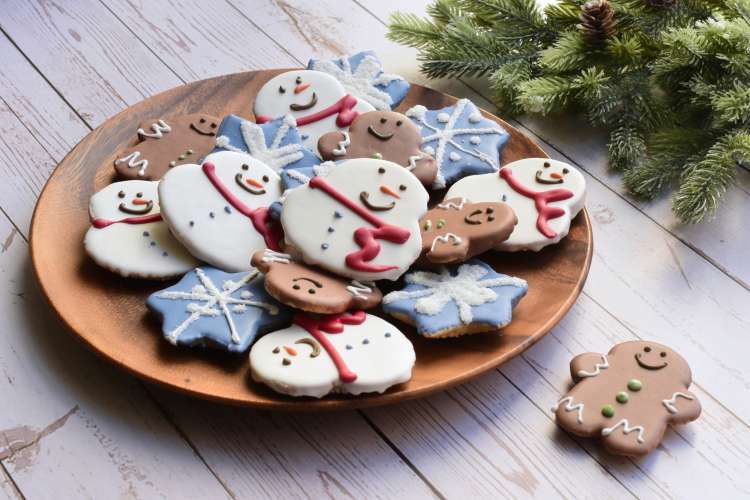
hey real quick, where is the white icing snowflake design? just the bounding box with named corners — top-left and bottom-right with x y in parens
top-left (155, 268), bottom-right (279, 345)
top-left (312, 55), bottom-right (404, 110)
top-left (383, 263), bottom-right (526, 324)
top-left (215, 115), bottom-right (304, 172)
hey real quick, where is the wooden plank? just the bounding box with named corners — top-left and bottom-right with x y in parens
top-left (0, 466), bottom-right (21, 500)
top-left (0, 212), bottom-right (231, 499)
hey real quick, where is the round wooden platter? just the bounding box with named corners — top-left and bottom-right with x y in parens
top-left (30, 69), bottom-right (592, 411)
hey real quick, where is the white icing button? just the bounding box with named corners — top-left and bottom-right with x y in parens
top-left (423, 146), bottom-right (435, 155)
top-left (470, 136), bottom-right (481, 145)
top-left (449, 152), bottom-right (461, 161)
top-left (468, 113), bottom-right (482, 123)
top-left (437, 112), bottom-right (450, 123)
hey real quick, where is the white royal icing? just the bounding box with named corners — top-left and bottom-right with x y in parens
top-left (601, 419), bottom-right (646, 444)
top-left (261, 249), bottom-right (292, 264)
top-left (437, 198), bottom-right (468, 210)
top-left (332, 131), bottom-right (351, 156)
top-left (240, 115), bottom-right (304, 172)
top-left (137, 119), bottom-right (172, 139)
top-left (553, 396), bottom-right (585, 424)
top-left (311, 55), bottom-right (403, 110)
top-left (430, 233), bottom-right (462, 253)
top-left (115, 151), bottom-right (149, 177)
top-left (576, 354), bottom-right (609, 378)
top-left (662, 392), bottom-right (694, 414)
top-left (346, 280), bottom-right (374, 299)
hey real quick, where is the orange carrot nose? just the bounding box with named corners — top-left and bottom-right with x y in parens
top-left (294, 83), bottom-right (310, 94)
top-left (132, 198), bottom-right (151, 205)
top-left (284, 346), bottom-right (298, 356)
top-left (550, 172), bottom-right (563, 179)
top-left (380, 184), bottom-right (401, 199)
top-left (246, 178), bottom-right (264, 188)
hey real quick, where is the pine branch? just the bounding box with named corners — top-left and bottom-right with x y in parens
top-left (388, 12), bottom-right (444, 48)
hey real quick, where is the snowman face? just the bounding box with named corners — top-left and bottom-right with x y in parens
top-left (515, 158), bottom-right (586, 199)
top-left (89, 180), bottom-right (160, 220)
top-left (255, 70), bottom-right (347, 121)
top-left (202, 151), bottom-right (281, 206)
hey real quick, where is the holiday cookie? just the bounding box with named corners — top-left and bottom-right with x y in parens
top-left (147, 267), bottom-right (290, 352)
top-left (280, 158), bottom-right (429, 282)
top-left (113, 114), bottom-right (220, 180)
top-left (553, 341), bottom-right (701, 456)
top-left (317, 110), bottom-right (438, 186)
top-left (251, 249), bottom-right (382, 314)
top-left (249, 310), bottom-right (415, 398)
top-left (419, 197), bottom-right (517, 265)
top-left (158, 151), bottom-right (283, 272)
top-left (254, 70), bottom-right (374, 154)
top-left (84, 180), bottom-right (199, 279)
top-left (406, 99), bottom-right (510, 189)
top-left (382, 259), bottom-right (527, 338)
top-left (308, 50), bottom-right (410, 110)
top-left (279, 160), bottom-right (335, 192)
top-left (446, 158), bottom-right (586, 251)
top-left (212, 114), bottom-right (320, 175)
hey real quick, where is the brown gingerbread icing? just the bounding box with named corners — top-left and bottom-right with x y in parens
top-left (418, 197), bottom-right (517, 265)
top-left (554, 341), bottom-right (701, 457)
top-left (113, 114), bottom-right (220, 181)
top-left (317, 110), bottom-right (437, 186)
top-left (251, 249), bottom-right (382, 314)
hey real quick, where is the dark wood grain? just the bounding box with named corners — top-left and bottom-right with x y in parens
top-left (29, 70), bottom-right (592, 410)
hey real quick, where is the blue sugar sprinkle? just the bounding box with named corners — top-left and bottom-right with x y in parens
top-left (224, 206), bottom-right (231, 214)
top-left (209, 212), bottom-right (215, 218)
top-left (362, 338), bottom-right (369, 345)
top-left (334, 211), bottom-right (342, 219)
top-left (321, 243), bottom-right (329, 250)
top-left (150, 241), bottom-right (156, 246)
top-left (142, 231), bottom-right (150, 237)
top-left (327, 227), bottom-right (334, 233)
top-left (189, 221), bottom-right (195, 227)
top-left (162, 251), bottom-right (168, 257)
top-left (301, 134), bottom-right (309, 140)
top-left (385, 332), bottom-right (391, 338)
top-left (345, 344), bottom-right (352, 350)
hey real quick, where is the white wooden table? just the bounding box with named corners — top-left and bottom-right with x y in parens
top-left (1, 1), bottom-right (748, 498)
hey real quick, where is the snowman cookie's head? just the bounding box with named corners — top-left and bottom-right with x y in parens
top-left (201, 150), bottom-right (282, 206)
top-left (89, 180), bottom-right (160, 220)
top-left (509, 158), bottom-right (586, 200)
top-left (255, 70), bottom-right (347, 121)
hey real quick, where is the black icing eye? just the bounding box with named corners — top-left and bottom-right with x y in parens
top-left (295, 76), bottom-right (302, 84)
top-left (118, 191), bottom-right (126, 198)
top-left (278, 85), bottom-right (286, 94)
top-left (308, 289), bottom-right (316, 294)
top-left (562, 168), bottom-right (569, 174)
top-left (380, 117), bottom-right (387, 124)
top-left (262, 175), bottom-right (269, 183)
top-left (136, 192), bottom-right (143, 198)
top-left (378, 167), bottom-right (386, 174)
top-left (660, 351), bottom-right (667, 357)
top-left (399, 184), bottom-right (407, 191)
top-left (644, 346), bottom-right (652, 353)
top-left (210, 123), bottom-right (217, 128)
top-left (396, 120), bottom-right (403, 126)
top-left (543, 161), bottom-right (551, 168)
top-left (292, 284), bottom-right (300, 290)
top-left (242, 164), bottom-right (249, 171)
top-left (200, 118), bottom-right (206, 123)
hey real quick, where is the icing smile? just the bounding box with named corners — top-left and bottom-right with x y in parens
top-left (190, 123), bottom-right (216, 136)
top-left (464, 207), bottom-right (495, 225)
top-left (118, 199), bottom-right (153, 215)
top-left (290, 92), bottom-right (318, 111)
top-left (367, 125), bottom-right (394, 141)
top-left (359, 191), bottom-right (395, 211)
top-left (635, 353), bottom-right (668, 370)
top-left (535, 170), bottom-right (564, 184)
top-left (235, 173), bottom-right (267, 195)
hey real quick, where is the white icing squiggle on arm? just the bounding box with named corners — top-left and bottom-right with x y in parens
top-left (261, 250), bottom-right (291, 264)
top-left (601, 419), bottom-right (645, 444)
top-left (430, 233), bottom-right (462, 252)
top-left (662, 392), bottom-right (694, 414)
top-left (553, 396), bottom-right (584, 424)
top-left (332, 131), bottom-right (351, 156)
top-left (115, 151), bottom-right (149, 177)
top-left (437, 198), bottom-right (468, 210)
top-left (576, 354), bottom-right (609, 378)
top-left (137, 119), bottom-right (171, 139)
top-left (346, 280), bottom-right (374, 299)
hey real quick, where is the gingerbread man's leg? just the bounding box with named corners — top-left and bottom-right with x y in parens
top-left (554, 395), bottom-right (605, 438)
top-left (600, 416), bottom-right (667, 456)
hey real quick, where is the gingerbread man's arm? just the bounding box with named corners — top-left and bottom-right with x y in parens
top-left (423, 233), bottom-right (470, 264)
top-left (661, 389), bottom-right (702, 424)
top-left (570, 352), bottom-right (610, 383)
top-left (317, 131), bottom-right (350, 161)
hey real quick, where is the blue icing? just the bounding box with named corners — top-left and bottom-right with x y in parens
top-left (280, 160), bottom-right (337, 191)
top-left (382, 259), bottom-right (527, 337)
top-left (308, 50), bottom-right (410, 110)
top-left (147, 267), bottom-right (291, 353)
top-left (406, 98), bottom-right (510, 189)
top-left (212, 114), bottom-right (319, 176)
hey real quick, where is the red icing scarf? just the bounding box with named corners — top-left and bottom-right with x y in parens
top-left (308, 176), bottom-right (410, 273)
top-left (202, 162), bottom-right (282, 251)
top-left (256, 94), bottom-right (360, 128)
top-left (92, 213), bottom-right (162, 229)
top-left (499, 167), bottom-right (574, 239)
top-left (294, 310), bottom-right (366, 383)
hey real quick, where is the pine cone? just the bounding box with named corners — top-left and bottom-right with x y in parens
top-left (579, 0), bottom-right (617, 46)
top-left (647, 0), bottom-right (677, 7)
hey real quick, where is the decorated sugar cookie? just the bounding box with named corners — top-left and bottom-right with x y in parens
top-left (446, 158), bottom-right (586, 251)
top-left (280, 158), bottom-right (429, 282)
top-left (253, 70), bottom-right (374, 154)
top-left (158, 151), bottom-right (283, 272)
top-left (114, 114), bottom-right (220, 180)
top-left (251, 249), bottom-right (382, 314)
top-left (317, 110), bottom-right (437, 186)
top-left (406, 99), bottom-right (510, 189)
top-left (249, 311), bottom-right (415, 398)
top-left (382, 259), bottom-right (527, 338)
top-left (147, 267), bottom-right (290, 352)
top-left (84, 180), bottom-right (199, 279)
top-left (307, 50), bottom-right (410, 110)
top-left (212, 114), bottom-right (320, 175)
top-left (419, 197), bottom-right (517, 265)
top-left (553, 341), bottom-right (701, 456)
top-left (279, 160), bottom-right (335, 192)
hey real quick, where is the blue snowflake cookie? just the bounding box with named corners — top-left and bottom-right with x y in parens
top-left (147, 266), bottom-right (291, 353)
top-left (212, 114), bottom-right (319, 175)
top-left (307, 50), bottom-right (410, 110)
top-left (279, 160), bottom-right (336, 192)
top-left (406, 98), bottom-right (511, 189)
top-left (381, 259), bottom-right (527, 338)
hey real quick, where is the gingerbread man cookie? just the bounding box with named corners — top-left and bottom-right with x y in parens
top-left (419, 197), bottom-right (517, 265)
top-left (317, 110), bottom-right (438, 186)
top-left (114, 114), bottom-right (220, 181)
top-left (553, 341), bottom-right (701, 456)
top-left (251, 249), bottom-right (382, 314)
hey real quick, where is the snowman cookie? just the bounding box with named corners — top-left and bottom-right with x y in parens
top-left (250, 311), bottom-right (415, 398)
top-left (84, 181), bottom-right (199, 279)
top-left (280, 158), bottom-right (429, 282)
top-left (553, 341), bottom-right (701, 456)
top-left (114, 114), bottom-right (220, 181)
top-left (317, 110), bottom-right (437, 186)
top-left (446, 158), bottom-right (586, 252)
top-left (254, 70), bottom-right (374, 155)
top-left (251, 249), bottom-right (382, 314)
top-left (158, 151), bottom-right (283, 272)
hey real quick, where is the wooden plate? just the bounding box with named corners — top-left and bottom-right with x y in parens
top-left (30, 69), bottom-right (592, 410)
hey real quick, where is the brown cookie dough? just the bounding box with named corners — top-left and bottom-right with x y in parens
top-left (317, 110), bottom-right (437, 186)
top-left (418, 197), bottom-right (517, 265)
top-left (113, 114), bottom-right (220, 181)
top-left (251, 249), bottom-right (382, 314)
top-left (553, 341), bottom-right (701, 456)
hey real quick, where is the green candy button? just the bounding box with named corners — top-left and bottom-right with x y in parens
top-left (601, 405), bottom-right (615, 418)
top-left (627, 379), bottom-right (642, 391)
top-left (616, 391), bottom-right (629, 404)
